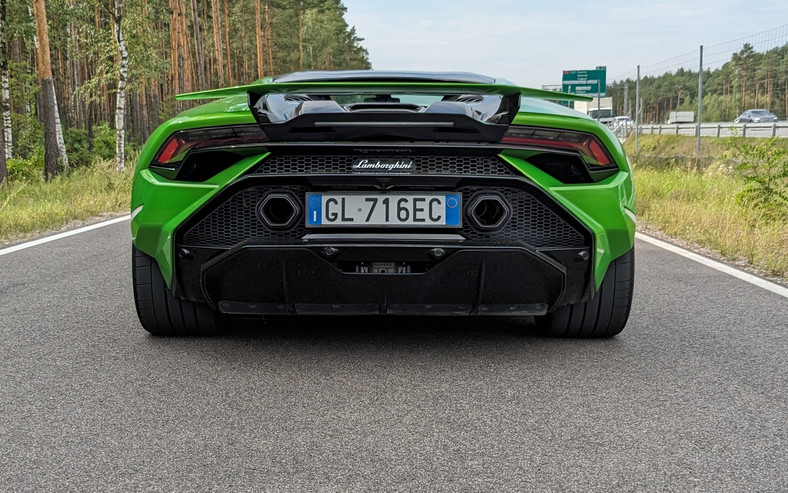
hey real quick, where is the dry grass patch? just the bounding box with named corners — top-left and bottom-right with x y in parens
top-left (635, 165), bottom-right (788, 277)
top-left (0, 159), bottom-right (132, 245)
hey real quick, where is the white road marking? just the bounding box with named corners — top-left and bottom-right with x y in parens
top-left (0, 215), bottom-right (131, 256)
top-left (636, 232), bottom-right (788, 299)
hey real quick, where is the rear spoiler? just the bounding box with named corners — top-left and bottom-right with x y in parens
top-left (176, 82), bottom-right (592, 143)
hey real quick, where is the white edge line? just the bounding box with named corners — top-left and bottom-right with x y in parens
top-left (636, 232), bottom-right (788, 299)
top-left (0, 215), bottom-right (131, 256)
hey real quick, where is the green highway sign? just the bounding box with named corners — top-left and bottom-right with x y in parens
top-left (562, 67), bottom-right (606, 97)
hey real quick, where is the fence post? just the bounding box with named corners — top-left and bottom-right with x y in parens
top-left (635, 65), bottom-right (640, 155)
top-left (696, 45), bottom-right (703, 168)
top-left (717, 124), bottom-right (721, 137)
top-left (742, 124), bottom-right (747, 138)
top-left (773, 123), bottom-right (777, 138)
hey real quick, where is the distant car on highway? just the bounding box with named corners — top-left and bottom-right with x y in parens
top-left (734, 109), bottom-right (778, 123)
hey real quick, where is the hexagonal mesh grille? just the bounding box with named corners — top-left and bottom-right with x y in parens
top-left (458, 186), bottom-right (584, 247)
top-left (183, 185), bottom-right (308, 246)
top-left (181, 183), bottom-right (585, 249)
top-left (254, 154), bottom-right (515, 176)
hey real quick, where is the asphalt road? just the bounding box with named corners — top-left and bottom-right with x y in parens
top-left (1, 219), bottom-right (786, 491)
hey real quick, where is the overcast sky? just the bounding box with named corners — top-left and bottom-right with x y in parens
top-left (342, 0), bottom-right (788, 87)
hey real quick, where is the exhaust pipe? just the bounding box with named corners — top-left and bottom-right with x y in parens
top-left (466, 193), bottom-right (511, 231)
top-left (257, 192), bottom-right (302, 230)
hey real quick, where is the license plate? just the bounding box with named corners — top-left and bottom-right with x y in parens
top-left (306, 193), bottom-right (461, 227)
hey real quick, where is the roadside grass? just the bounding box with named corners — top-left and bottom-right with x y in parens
top-left (0, 159), bottom-right (132, 245)
top-left (628, 135), bottom-right (788, 278)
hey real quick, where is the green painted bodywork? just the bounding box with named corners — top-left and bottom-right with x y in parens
top-left (131, 85), bottom-right (635, 292)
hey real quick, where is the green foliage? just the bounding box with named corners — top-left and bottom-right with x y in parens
top-left (10, 113), bottom-right (43, 160)
top-left (302, 0), bottom-right (370, 71)
top-left (6, 152), bottom-right (44, 182)
top-left (8, 61), bottom-right (38, 113)
top-left (722, 136), bottom-right (788, 219)
top-left (6, 117), bottom-right (118, 179)
top-left (64, 128), bottom-right (92, 169)
top-left (91, 122), bottom-right (117, 162)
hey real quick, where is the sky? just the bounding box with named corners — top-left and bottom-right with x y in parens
top-left (341, 0), bottom-right (788, 88)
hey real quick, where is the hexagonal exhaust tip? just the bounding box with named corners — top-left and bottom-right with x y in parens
top-left (257, 192), bottom-right (302, 230)
top-left (466, 193), bottom-right (511, 231)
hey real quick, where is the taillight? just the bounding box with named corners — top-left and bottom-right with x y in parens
top-left (156, 135), bottom-right (183, 163)
top-left (150, 124), bottom-right (267, 180)
top-left (502, 126), bottom-right (614, 167)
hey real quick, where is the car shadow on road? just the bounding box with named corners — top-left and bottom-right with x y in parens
top-left (138, 314), bottom-right (624, 372)
top-left (217, 314), bottom-right (538, 341)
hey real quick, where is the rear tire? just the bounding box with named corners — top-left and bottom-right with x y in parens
top-left (535, 248), bottom-right (634, 338)
top-left (132, 246), bottom-right (220, 336)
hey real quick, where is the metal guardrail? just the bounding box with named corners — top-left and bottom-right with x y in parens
top-left (630, 122), bottom-right (788, 139)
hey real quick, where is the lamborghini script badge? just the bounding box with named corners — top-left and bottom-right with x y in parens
top-left (352, 158), bottom-right (415, 173)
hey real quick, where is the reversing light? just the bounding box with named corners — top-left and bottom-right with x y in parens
top-left (502, 126), bottom-right (614, 167)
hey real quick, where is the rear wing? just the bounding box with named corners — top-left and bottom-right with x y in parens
top-left (176, 81), bottom-right (591, 143)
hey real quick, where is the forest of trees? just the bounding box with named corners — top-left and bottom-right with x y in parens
top-left (0, 0), bottom-right (370, 184)
top-left (609, 43), bottom-right (788, 124)
top-left (2, 3), bottom-right (787, 187)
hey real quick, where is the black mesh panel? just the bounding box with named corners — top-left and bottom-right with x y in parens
top-left (254, 154), bottom-right (515, 176)
top-left (181, 183), bottom-right (584, 249)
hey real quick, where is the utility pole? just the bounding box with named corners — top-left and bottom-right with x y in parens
top-left (624, 83), bottom-right (629, 118)
top-left (635, 65), bottom-right (640, 155)
top-left (696, 45), bottom-right (704, 166)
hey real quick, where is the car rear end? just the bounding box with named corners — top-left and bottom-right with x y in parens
top-left (131, 71), bottom-right (635, 336)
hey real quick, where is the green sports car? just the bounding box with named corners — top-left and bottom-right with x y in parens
top-left (131, 71), bottom-right (635, 337)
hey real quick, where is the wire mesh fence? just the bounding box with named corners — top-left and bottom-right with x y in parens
top-left (603, 24), bottom-right (788, 162)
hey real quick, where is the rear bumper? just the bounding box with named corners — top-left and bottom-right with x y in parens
top-left (162, 163), bottom-right (602, 315)
top-left (187, 240), bottom-right (590, 316)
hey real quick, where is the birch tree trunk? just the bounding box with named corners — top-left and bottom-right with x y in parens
top-left (0, 21), bottom-right (5, 184)
top-left (1, 68), bottom-right (10, 160)
top-left (0, 124), bottom-right (5, 186)
top-left (113, 0), bottom-right (128, 172)
top-left (52, 86), bottom-right (68, 170)
top-left (1, 0), bottom-right (11, 161)
top-left (0, 0), bottom-right (4, 183)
